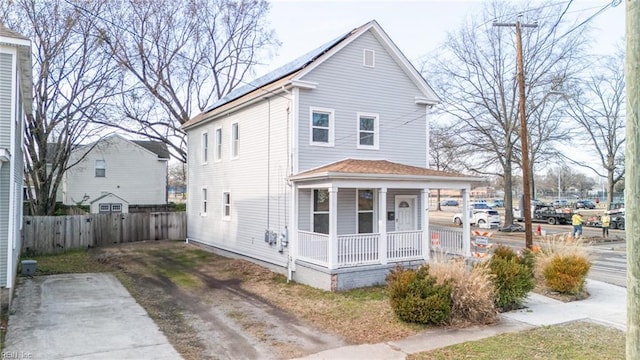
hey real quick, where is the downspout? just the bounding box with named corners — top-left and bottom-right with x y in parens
top-left (266, 97), bottom-right (271, 234)
top-left (281, 84), bottom-right (296, 282)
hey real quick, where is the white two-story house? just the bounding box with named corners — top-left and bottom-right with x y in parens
top-left (63, 134), bottom-right (170, 213)
top-left (184, 20), bottom-right (477, 291)
top-left (0, 24), bottom-right (32, 303)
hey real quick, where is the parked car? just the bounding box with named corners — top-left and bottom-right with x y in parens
top-left (575, 199), bottom-right (596, 209)
top-left (610, 211), bottom-right (625, 230)
top-left (553, 199), bottom-right (569, 207)
top-left (470, 202), bottom-right (492, 210)
top-left (453, 209), bottom-right (501, 228)
top-left (486, 199), bottom-right (504, 208)
top-left (440, 199), bottom-right (459, 206)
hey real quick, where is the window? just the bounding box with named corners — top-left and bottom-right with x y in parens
top-left (223, 192), bottom-right (231, 218)
top-left (201, 188), bottom-right (208, 215)
top-left (98, 203), bottom-right (122, 213)
top-left (231, 122), bottom-right (239, 158)
top-left (310, 108), bottom-right (334, 146)
top-left (95, 160), bottom-right (106, 177)
top-left (363, 49), bottom-right (375, 67)
top-left (215, 127), bottom-right (222, 161)
top-left (202, 132), bottom-right (208, 163)
top-left (313, 189), bottom-right (329, 234)
top-left (357, 113), bottom-right (379, 149)
top-left (358, 190), bottom-right (374, 233)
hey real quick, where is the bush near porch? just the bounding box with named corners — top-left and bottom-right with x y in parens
top-left (387, 240), bottom-right (593, 326)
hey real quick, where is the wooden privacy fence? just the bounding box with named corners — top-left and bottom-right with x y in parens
top-left (22, 212), bottom-right (186, 254)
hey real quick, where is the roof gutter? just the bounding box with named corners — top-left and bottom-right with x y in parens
top-left (183, 81), bottom-right (294, 131)
top-left (289, 171), bottom-right (479, 183)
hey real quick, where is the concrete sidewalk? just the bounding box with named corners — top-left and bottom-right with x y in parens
top-left (296, 279), bottom-right (626, 360)
top-left (4, 273), bottom-right (182, 360)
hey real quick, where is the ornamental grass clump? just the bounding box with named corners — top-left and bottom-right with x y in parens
top-left (543, 254), bottom-right (591, 295)
top-left (487, 245), bottom-right (536, 312)
top-left (386, 265), bottom-right (452, 325)
top-left (535, 235), bottom-right (592, 296)
top-left (429, 257), bottom-right (498, 325)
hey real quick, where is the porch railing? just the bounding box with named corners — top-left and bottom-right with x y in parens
top-left (297, 226), bottom-right (467, 269)
top-left (298, 230), bottom-right (328, 266)
top-left (387, 230), bottom-right (423, 261)
top-left (430, 225), bottom-right (464, 255)
top-left (337, 233), bottom-right (380, 266)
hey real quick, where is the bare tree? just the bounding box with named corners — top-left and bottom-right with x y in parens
top-left (430, 122), bottom-right (466, 210)
top-left (424, 0), bottom-right (589, 224)
top-left (564, 49), bottom-right (625, 209)
top-left (91, 0), bottom-right (278, 162)
top-left (3, 0), bottom-right (120, 215)
top-left (168, 161), bottom-right (187, 200)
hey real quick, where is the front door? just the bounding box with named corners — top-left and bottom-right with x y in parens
top-left (395, 196), bottom-right (416, 231)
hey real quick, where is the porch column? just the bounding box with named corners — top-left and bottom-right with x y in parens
top-left (421, 188), bottom-right (429, 262)
top-left (378, 187), bottom-right (387, 265)
top-left (328, 186), bottom-right (338, 269)
top-left (462, 188), bottom-right (471, 257)
top-left (289, 183), bottom-right (298, 275)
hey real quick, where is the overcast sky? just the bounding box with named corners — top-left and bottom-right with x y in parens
top-left (259, 0), bottom-right (625, 74)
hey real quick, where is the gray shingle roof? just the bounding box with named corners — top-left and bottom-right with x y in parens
top-left (0, 23), bottom-right (29, 41)
top-left (202, 27), bottom-right (357, 113)
top-left (132, 140), bottom-right (170, 159)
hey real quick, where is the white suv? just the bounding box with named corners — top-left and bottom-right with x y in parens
top-left (453, 209), bottom-right (501, 229)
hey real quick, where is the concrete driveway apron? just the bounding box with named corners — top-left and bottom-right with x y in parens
top-left (4, 273), bottom-right (182, 360)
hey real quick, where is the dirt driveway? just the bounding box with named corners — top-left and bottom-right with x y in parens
top-left (92, 241), bottom-right (346, 360)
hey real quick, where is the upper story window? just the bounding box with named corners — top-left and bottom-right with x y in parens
top-left (95, 160), bottom-right (106, 177)
top-left (215, 127), bottom-right (222, 161)
top-left (202, 131), bottom-right (208, 163)
top-left (201, 188), bottom-right (208, 215)
top-left (357, 112), bottom-right (379, 150)
top-left (223, 192), bottom-right (231, 219)
top-left (231, 122), bottom-right (239, 158)
top-left (310, 107), bottom-right (334, 147)
top-left (363, 49), bottom-right (375, 67)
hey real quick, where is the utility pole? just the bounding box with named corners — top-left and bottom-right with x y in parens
top-left (494, 17), bottom-right (538, 249)
top-left (627, 0), bottom-right (639, 357)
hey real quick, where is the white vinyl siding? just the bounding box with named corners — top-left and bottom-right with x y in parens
top-left (185, 95), bottom-right (290, 267)
top-left (215, 127), bottom-right (222, 161)
top-left (0, 52), bottom-right (14, 287)
top-left (297, 30), bottom-right (428, 171)
top-left (309, 107), bottom-right (334, 147)
top-left (201, 131), bottom-right (208, 164)
top-left (357, 112), bottom-right (379, 150)
top-left (231, 122), bottom-right (239, 159)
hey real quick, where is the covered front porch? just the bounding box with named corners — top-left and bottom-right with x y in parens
top-left (287, 160), bottom-right (478, 290)
top-left (297, 225), bottom-right (467, 269)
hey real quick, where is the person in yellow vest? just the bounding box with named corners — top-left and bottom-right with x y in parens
top-left (572, 212), bottom-right (584, 238)
top-left (600, 211), bottom-right (611, 238)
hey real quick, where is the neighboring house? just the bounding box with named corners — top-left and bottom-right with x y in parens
top-left (90, 193), bottom-right (129, 214)
top-left (62, 134), bottom-right (170, 212)
top-left (183, 20), bottom-right (478, 291)
top-left (0, 24), bottom-right (32, 303)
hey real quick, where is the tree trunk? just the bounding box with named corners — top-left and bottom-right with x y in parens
top-left (503, 163), bottom-right (514, 225)
top-left (626, 0), bottom-right (639, 356)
